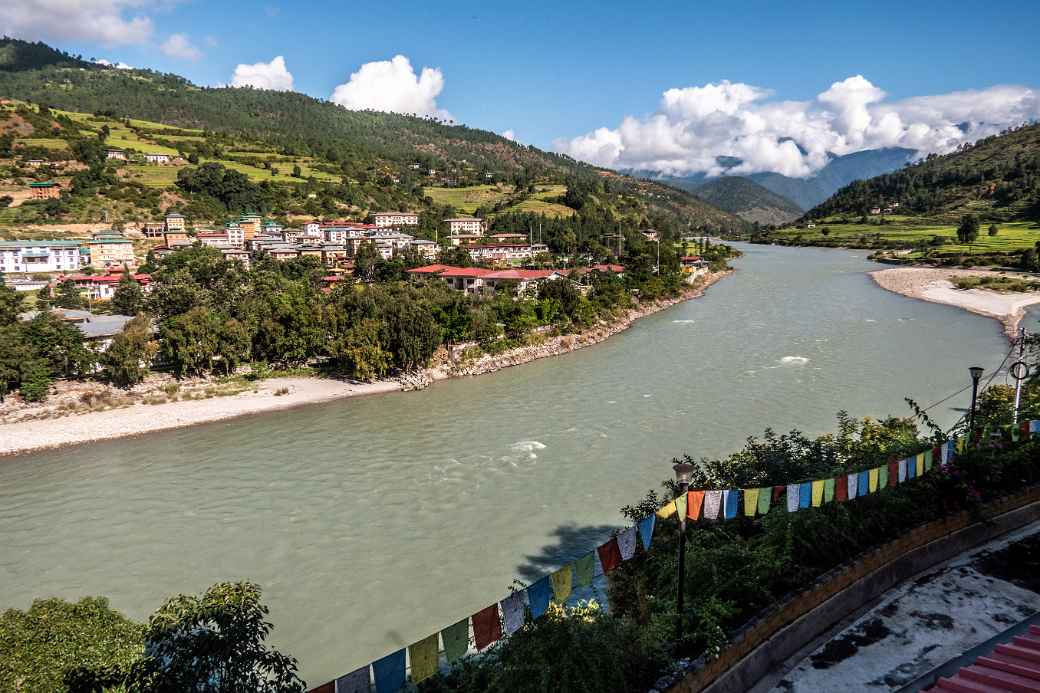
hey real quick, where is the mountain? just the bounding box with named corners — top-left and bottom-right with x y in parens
top-left (0, 37), bottom-right (744, 233)
top-left (680, 176), bottom-right (802, 225)
top-left (806, 123), bottom-right (1040, 222)
top-left (640, 147), bottom-right (917, 213)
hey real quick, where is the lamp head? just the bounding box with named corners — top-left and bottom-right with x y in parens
top-left (673, 462), bottom-right (695, 489)
top-left (969, 366), bottom-right (984, 382)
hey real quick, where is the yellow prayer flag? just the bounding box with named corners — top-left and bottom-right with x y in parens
top-left (956, 436), bottom-right (966, 453)
top-left (656, 501), bottom-right (677, 519)
top-left (550, 565), bottom-right (573, 603)
top-left (743, 488), bottom-right (760, 517)
top-left (915, 453), bottom-right (925, 477)
top-left (811, 480), bottom-right (824, 507)
top-left (868, 467), bottom-right (879, 493)
top-left (409, 633), bottom-right (440, 683)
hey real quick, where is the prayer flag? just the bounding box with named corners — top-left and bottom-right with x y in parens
top-left (915, 453), bottom-right (925, 477)
top-left (928, 447), bottom-right (938, 472)
top-left (408, 634), bottom-right (440, 684)
top-left (886, 461), bottom-right (897, 488)
top-left (501, 591), bottom-right (526, 635)
top-left (687, 490), bottom-right (705, 520)
top-left (310, 683), bottom-right (333, 693)
top-left (786, 484), bottom-right (799, 512)
top-left (656, 501), bottom-right (677, 519)
top-left (772, 485), bottom-right (786, 505)
top-left (956, 435), bottom-right (966, 454)
top-left (907, 456), bottom-right (917, 480)
top-left (597, 537), bottom-right (622, 574)
top-left (704, 490), bottom-right (723, 520)
top-left (675, 492), bottom-right (688, 521)
top-left (335, 667), bottom-right (370, 693)
top-left (811, 480), bottom-right (824, 507)
top-left (441, 618), bottom-right (470, 663)
top-left (637, 515), bottom-right (655, 551)
top-left (574, 552), bottom-right (596, 588)
top-left (617, 526), bottom-right (638, 561)
top-left (724, 489), bottom-right (739, 519)
top-left (373, 649), bottom-right (406, 693)
top-left (868, 467), bottom-right (879, 494)
top-left (744, 487), bottom-right (760, 517)
top-left (471, 604), bottom-right (501, 650)
top-left (1012, 424), bottom-right (1020, 442)
top-left (550, 565), bottom-right (573, 603)
top-left (1021, 421), bottom-right (1032, 440)
top-left (945, 439), bottom-right (956, 463)
top-left (1031, 420), bottom-right (1040, 433)
top-left (847, 473), bottom-right (859, 500)
top-left (898, 459), bottom-right (907, 483)
top-left (757, 487), bottom-right (772, 515)
top-left (527, 577), bottom-right (552, 620)
top-left (858, 470), bottom-right (869, 495)
top-left (835, 476), bottom-right (848, 502)
top-left (879, 464), bottom-right (889, 490)
top-left (799, 481), bottom-right (811, 509)
top-left (824, 477), bottom-right (835, 503)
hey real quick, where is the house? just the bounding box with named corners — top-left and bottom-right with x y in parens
top-left (435, 266), bottom-right (494, 293)
top-left (490, 232), bottom-right (528, 243)
top-left (641, 229), bottom-right (659, 241)
top-left (0, 239), bottom-right (82, 274)
top-left (164, 230), bottom-right (190, 247)
top-left (239, 213), bottom-right (261, 241)
top-left (262, 220), bottom-right (283, 236)
top-left (373, 211), bottom-right (419, 228)
top-left (221, 248), bottom-right (251, 269)
top-left (106, 149), bottom-right (127, 161)
top-left (164, 213), bottom-right (186, 234)
top-left (25, 159), bottom-right (44, 168)
top-left (29, 181), bottom-right (61, 199)
top-left (446, 217), bottom-right (486, 236)
top-left (142, 222), bottom-right (165, 238)
top-left (483, 269), bottom-right (565, 295)
top-left (144, 153), bottom-right (171, 164)
top-left (406, 264), bottom-right (454, 280)
top-left (870, 207), bottom-right (882, 215)
top-left (61, 272), bottom-right (152, 301)
top-left (87, 232), bottom-right (136, 270)
top-left (19, 308), bottom-right (136, 348)
top-left (806, 222), bottom-right (816, 229)
top-left (448, 231), bottom-right (483, 247)
top-left (197, 232), bottom-right (231, 248)
top-left (265, 246), bottom-right (299, 262)
top-left (468, 243), bottom-right (548, 265)
top-left (321, 244), bottom-right (350, 267)
top-left (409, 239), bottom-right (439, 261)
top-left (225, 223), bottom-right (245, 247)
top-left (283, 228), bottom-right (304, 244)
top-left (407, 265), bottom-right (565, 296)
top-left (591, 263), bottom-right (625, 276)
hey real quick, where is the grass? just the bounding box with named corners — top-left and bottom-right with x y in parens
top-left (423, 184), bottom-right (514, 213)
top-left (17, 137), bottom-right (69, 150)
top-left (772, 220), bottom-right (1040, 256)
top-left (505, 197), bottom-right (575, 217)
top-left (122, 164), bottom-right (181, 187)
top-left (952, 275), bottom-right (1039, 293)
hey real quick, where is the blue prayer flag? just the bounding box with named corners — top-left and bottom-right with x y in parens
top-left (372, 649), bottom-right (406, 693)
top-left (724, 489), bottom-right (739, 519)
top-left (858, 470), bottom-right (870, 495)
top-left (798, 482), bottom-right (811, 509)
top-left (906, 457), bottom-right (916, 480)
top-left (1031, 420), bottom-right (1040, 433)
top-left (637, 514), bottom-right (655, 550)
top-left (527, 577), bottom-right (552, 620)
top-left (501, 591), bottom-right (526, 634)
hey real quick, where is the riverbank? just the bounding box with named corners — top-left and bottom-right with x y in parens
top-left (869, 267), bottom-right (1040, 339)
top-left (0, 271), bottom-right (731, 457)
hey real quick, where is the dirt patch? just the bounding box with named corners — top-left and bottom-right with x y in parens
top-left (810, 618), bottom-right (892, 669)
top-left (973, 533), bottom-right (1040, 594)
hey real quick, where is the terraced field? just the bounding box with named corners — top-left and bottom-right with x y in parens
top-left (422, 183), bottom-right (573, 216)
top-left (771, 220), bottom-right (1040, 257)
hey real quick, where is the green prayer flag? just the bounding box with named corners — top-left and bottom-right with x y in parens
top-left (756, 486), bottom-right (771, 515)
top-left (824, 477), bottom-right (835, 503)
top-left (674, 492), bottom-right (687, 520)
top-left (879, 464), bottom-right (889, 489)
top-left (574, 553), bottom-right (596, 588)
top-left (924, 448), bottom-right (933, 472)
top-left (441, 618), bottom-right (470, 664)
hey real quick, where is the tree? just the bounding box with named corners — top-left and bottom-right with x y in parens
top-left (19, 357), bottom-right (51, 402)
top-left (124, 582), bottom-right (304, 693)
top-left (111, 268), bottom-right (145, 315)
top-left (103, 315), bottom-right (157, 388)
top-left (988, 223), bottom-right (999, 236)
top-left (291, 164), bottom-right (301, 178)
top-left (0, 282), bottom-right (25, 325)
top-left (158, 306), bottom-right (222, 377)
top-left (352, 241), bottom-right (380, 282)
top-left (0, 325), bottom-right (28, 401)
top-left (54, 279), bottom-right (84, 309)
top-left (956, 214), bottom-right (980, 245)
top-left (329, 318), bottom-right (390, 381)
top-left (23, 312), bottom-right (95, 378)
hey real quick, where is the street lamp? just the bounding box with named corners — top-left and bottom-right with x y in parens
top-left (672, 462), bottom-right (694, 644)
top-left (968, 366), bottom-right (984, 444)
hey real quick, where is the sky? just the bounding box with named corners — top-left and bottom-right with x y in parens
top-left (2, 0), bottom-right (1039, 177)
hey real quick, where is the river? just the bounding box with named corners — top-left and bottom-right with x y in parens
top-left (0, 243), bottom-right (1015, 684)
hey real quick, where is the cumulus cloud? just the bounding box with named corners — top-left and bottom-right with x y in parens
top-left (554, 76), bottom-right (1040, 177)
top-left (229, 55), bottom-right (294, 91)
top-left (0, 0), bottom-right (155, 44)
top-left (330, 55), bottom-right (451, 120)
top-left (93, 57), bottom-right (133, 69)
top-left (160, 33), bottom-right (200, 61)
top-left (501, 129), bottom-right (516, 141)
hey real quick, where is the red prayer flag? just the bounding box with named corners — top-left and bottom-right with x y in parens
top-left (888, 461), bottom-right (899, 488)
top-left (597, 537), bottom-right (622, 573)
top-left (687, 490), bottom-right (705, 520)
top-left (1022, 420), bottom-right (1031, 440)
top-left (472, 604), bottom-right (501, 650)
top-left (772, 485), bottom-right (785, 504)
top-left (835, 476), bottom-right (848, 502)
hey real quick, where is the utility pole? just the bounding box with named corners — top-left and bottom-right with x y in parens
top-left (1013, 327), bottom-right (1028, 424)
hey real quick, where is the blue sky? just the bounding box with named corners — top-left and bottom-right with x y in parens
top-left (4, 0), bottom-right (1039, 175)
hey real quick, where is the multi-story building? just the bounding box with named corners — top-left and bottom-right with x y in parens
top-left (144, 153), bottom-right (171, 164)
top-left (0, 240), bottom-right (82, 274)
top-left (142, 222), bottom-right (165, 238)
top-left (221, 249), bottom-right (252, 269)
top-left (165, 213), bottom-right (186, 234)
top-left (446, 217), bottom-right (486, 236)
top-left (239, 213), bottom-right (261, 241)
top-left (197, 232), bottom-right (231, 248)
top-left (106, 149), bottom-right (127, 161)
top-left (63, 272), bottom-right (152, 301)
top-left (467, 243), bottom-right (548, 265)
top-left (87, 232), bottom-right (136, 270)
top-left (164, 230), bottom-right (190, 247)
top-left (373, 211), bottom-right (419, 228)
top-left (409, 239), bottom-right (439, 261)
top-left (225, 223), bottom-right (245, 248)
top-left (29, 181), bottom-right (61, 199)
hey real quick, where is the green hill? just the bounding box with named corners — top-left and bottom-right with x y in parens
top-left (683, 176), bottom-right (802, 225)
top-left (0, 37), bottom-right (744, 235)
top-left (806, 124), bottom-right (1040, 223)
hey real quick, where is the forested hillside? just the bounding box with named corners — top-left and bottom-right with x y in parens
top-left (806, 124), bottom-right (1040, 222)
top-left (684, 176), bottom-right (802, 225)
top-left (0, 38), bottom-right (744, 235)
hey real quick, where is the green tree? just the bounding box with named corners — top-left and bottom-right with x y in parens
top-left (0, 324), bottom-right (28, 401)
top-left (988, 223), bottom-right (999, 236)
top-left (103, 315), bottom-right (157, 388)
top-left (956, 214), bottom-right (980, 245)
top-left (19, 357), bottom-right (52, 402)
top-left (158, 306), bottom-right (222, 377)
top-left (23, 311), bottom-right (95, 378)
top-left (353, 241), bottom-right (380, 282)
top-left (329, 318), bottom-right (391, 381)
top-left (54, 279), bottom-right (84, 309)
top-left (0, 282), bottom-right (25, 325)
top-left (111, 268), bottom-right (145, 315)
top-left (124, 582), bottom-right (304, 693)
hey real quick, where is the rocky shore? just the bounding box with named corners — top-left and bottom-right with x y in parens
top-left (0, 271), bottom-right (731, 457)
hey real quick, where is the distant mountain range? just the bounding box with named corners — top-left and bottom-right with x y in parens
top-left (631, 147), bottom-right (918, 223)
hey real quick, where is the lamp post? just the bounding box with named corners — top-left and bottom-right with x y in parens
top-left (673, 462), bottom-right (694, 644)
top-left (968, 366), bottom-right (984, 444)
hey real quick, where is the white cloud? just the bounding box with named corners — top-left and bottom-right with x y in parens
top-left (229, 55), bottom-right (294, 91)
top-left (0, 0), bottom-right (155, 44)
top-left (501, 129), bottom-right (516, 141)
top-left (554, 76), bottom-right (1040, 177)
top-left (330, 55), bottom-right (451, 120)
top-left (160, 33), bottom-right (200, 61)
top-left (93, 57), bottom-right (133, 69)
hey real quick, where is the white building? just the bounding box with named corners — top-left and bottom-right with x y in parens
top-left (409, 239), bottom-right (439, 261)
top-left (225, 224), bottom-right (245, 248)
top-left (0, 240), bottom-right (83, 274)
top-left (106, 149), bottom-right (127, 161)
top-left (373, 211), bottom-right (419, 228)
top-left (197, 232), bottom-right (231, 248)
top-left (144, 153), bottom-right (171, 164)
top-left (446, 217), bottom-right (486, 236)
top-left (467, 243), bottom-right (548, 264)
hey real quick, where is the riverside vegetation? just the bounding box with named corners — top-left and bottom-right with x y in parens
top-left (6, 382), bottom-right (1040, 693)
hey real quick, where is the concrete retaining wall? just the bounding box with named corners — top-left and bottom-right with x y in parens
top-left (668, 487), bottom-right (1040, 693)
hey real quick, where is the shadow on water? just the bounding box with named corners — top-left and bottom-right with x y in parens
top-left (514, 523), bottom-right (620, 582)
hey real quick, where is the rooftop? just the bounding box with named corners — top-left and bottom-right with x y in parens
top-left (0, 239), bottom-right (81, 248)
